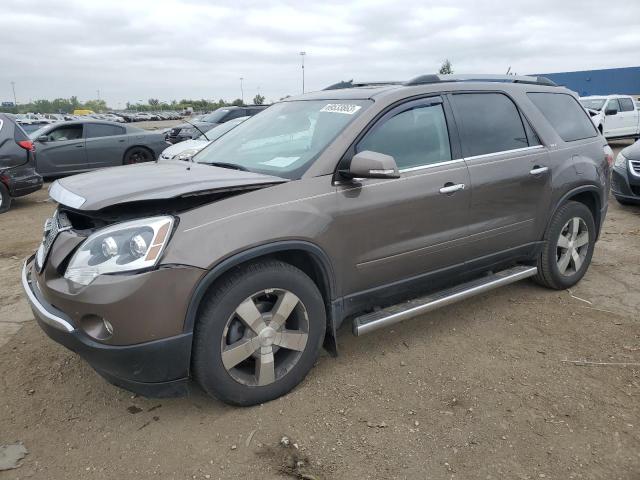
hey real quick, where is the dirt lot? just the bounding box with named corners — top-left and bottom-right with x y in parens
top-left (1, 142), bottom-right (639, 479)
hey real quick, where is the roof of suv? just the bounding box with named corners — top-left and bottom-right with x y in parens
top-left (288, 74), bottom-right (564, 102)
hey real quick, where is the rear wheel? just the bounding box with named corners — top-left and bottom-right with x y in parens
top-left (193, 261), bottom-right (326, 406)
top-left (0, 183), bottom-right (11, 214)
top-left (123, 147), bottom-right (154, 165)
top-left (534, 201), bottom-right (596, 290)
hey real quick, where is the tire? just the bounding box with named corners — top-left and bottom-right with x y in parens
top-left (0, 182), bottom-right (12, 214)
top-left (192, 260), bottom-right (326, 406)
top-left (123, 147), bottom-right (154, 165)
top-left (533, 201), bottom-right (596, 290)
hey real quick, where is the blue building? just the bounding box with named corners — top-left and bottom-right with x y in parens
top-left (532, 66), bottom-right (640, 97)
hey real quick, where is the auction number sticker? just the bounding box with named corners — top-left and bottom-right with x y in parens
top-left (320, 104), bottom-right (362, 115)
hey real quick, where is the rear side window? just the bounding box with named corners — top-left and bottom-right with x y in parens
top-left (619, 98), bottom-right (634, 112)
top-left (357, 102), bottom-right (452, 170)
top-left (86, 123), bottom-right (125, 138)
top-left (528, 93), bottom-right (597, 142)
top-left (450, 93), bottom-right (529, 157)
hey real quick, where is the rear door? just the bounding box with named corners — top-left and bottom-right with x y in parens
top-left (335, 96), bottom-right (471, 295)
top-left (35, 124), bottom-right (87, 176)
top-left (84, 123), bottom-right (128, 169)
top-left (449, 92), bottom-right (551, 261)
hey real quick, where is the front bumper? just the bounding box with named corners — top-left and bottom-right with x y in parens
top-left (612, 165), bottom-right (640, 203)
top-left (22, 257), bottom-right (193, 397)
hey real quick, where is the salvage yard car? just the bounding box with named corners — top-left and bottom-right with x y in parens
top-left (29, 120), bottom-right (169, 176)
top-left (580, 95), bottom-right (640, 140)
top-left (159, 116), bottom-right (249, 161)
top-left (22, 74), bottom-right (611, 406)
top-left (0, 114), bottom-right (42, 213)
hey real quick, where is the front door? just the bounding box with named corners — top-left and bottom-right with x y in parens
top-left (603, 98), bottom-right (624, 137)
top-left (448, 92), bottom-right (552, 261)
top-left (35, 124), bottom-right (87, 176)
top-left (334, 96), bottom-right (470, 298)
top-left (616, 97), bottom-right (637, 137)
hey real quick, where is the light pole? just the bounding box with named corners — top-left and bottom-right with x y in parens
top-left (299, 51), bottom-right (306, 93)
top-left (10, 81), bottom-right (17, 106)
top-left (239, 77), bottom-right (244, 104)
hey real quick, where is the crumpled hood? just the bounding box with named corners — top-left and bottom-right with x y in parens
top-left (50, 160), bottom-right (287, 211)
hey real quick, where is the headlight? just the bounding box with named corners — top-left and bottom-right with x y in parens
top-left (175, 148), bottom-right (200, 161)
top-left (64, 216), bottom-right (174, 285)
top-left (614, 152), bottom-right (627, 169)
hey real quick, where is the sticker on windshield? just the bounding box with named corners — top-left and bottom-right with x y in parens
top-left (320, 104), bottom-right (362, 115)
top-left (261, 156), bottom-right (300, 167)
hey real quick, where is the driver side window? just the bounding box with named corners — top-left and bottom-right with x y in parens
top-left (357, 102), bottom-right (452, 170)
top-left (48, 124), bottom-right (83, 142)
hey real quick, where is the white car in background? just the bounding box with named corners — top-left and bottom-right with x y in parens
top-left (580, 95), bottom-right (640, 140)
top-left (159, 116), bottom-right (249, 161)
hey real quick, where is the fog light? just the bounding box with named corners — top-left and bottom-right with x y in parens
top-left (80, 314), bottom-right (113, 340)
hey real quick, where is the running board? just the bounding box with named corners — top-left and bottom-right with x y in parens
top-left (353, 265), bottom-right (538, 336)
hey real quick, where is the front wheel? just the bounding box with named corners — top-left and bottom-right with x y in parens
top-left (123, 147), bottom-right (154, 165)
top-left (192, 261), bottom-right (326, 406)
top-left (534, 201), bottom-right (596, 290)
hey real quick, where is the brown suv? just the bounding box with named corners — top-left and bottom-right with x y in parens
top-left (22, 74), bottom-right (612, 405)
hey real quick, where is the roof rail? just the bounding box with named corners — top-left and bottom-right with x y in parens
top-left (323, 80), bottom-right (402, 90)
top-left (405, 74), bottom-right (557, 87)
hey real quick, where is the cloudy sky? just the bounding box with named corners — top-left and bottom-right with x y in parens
top-left (1, 0), bottom-right (639, 106)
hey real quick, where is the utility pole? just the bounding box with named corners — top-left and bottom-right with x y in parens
top-left (299, 51), bottom-right (306, 93)
top-left (10, 81), bottom-right (17, 106)
top-left (96, 89), bottom-right (100, 100)
top-left (239, 77), bottom-right (244, 104)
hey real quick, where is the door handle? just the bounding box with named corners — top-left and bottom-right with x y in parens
top-left (529, 166), bottom-right (549, 175)
top-left (439, 183), bottom-right (465, 194)
top-left (75, 145), bottom-right (84, 148)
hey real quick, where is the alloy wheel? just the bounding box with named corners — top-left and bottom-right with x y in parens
top-left (220, 289), bottom-right (309, 387)
top-left (556, 217), bottom-right (589, 276)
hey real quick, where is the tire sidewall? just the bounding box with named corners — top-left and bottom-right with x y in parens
top-left (544, 202), bottom-right (596, 289)
top-left (0, 182), bottom-right (11, 214)
top-left (193, 263), bottom-right (326, 406)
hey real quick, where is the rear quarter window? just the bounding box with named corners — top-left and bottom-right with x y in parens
top-left (527, 92), bottom-right (597, 142)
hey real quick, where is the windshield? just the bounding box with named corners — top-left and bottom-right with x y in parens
top-left (195, 100), bottom-right (371, 179)
top-left (193, 117), bottom-right (248, 140)
top-left (200, 109), bottom-right (231, 123)
top-left (580, 99), bottom-right (606, 111)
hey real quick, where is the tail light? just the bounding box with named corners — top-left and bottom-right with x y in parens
top-left (17, 140), bottom-right (35, 152)
top-left (604, 145), bottom-right (614, 167)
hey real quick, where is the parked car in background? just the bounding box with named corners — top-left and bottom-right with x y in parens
top-left (29, 120), bottom-right (168, 176)
top-left (159, 116), bottom-right (249, 161)
top-left (612, 139), bottom-right (640, 205)
top-left (580, 95), bottom-right (640, 140)
top-left (0, 114), bottom-right (43, 213)
top-left (23, 75), bottom-right (610, 405)
top-left (167, 105), bottom-right (268, 143)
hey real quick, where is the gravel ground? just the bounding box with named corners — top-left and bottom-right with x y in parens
top-left (0, 142), bottom-right (639, 479)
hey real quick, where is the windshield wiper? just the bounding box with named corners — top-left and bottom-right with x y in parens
top-left (203, 161), bottom-right (248, 171)
top-left (183, 120), bottom-right (210, 141)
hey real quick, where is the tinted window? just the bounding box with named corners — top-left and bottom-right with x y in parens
top-left (619, 98), bottom-right (634, 112)
top-left (451, 93), bottom-right (529, 157)
top-left (528, 93), bottom-right (597, 142)
top-left (86, 123), bottom-right (125, 138)
top-left (357, 102), bottom-right (451, 169)
top-left (47, 125), bottom-right (83, 141)
top-left (606, 99), bottom-right (620, 112)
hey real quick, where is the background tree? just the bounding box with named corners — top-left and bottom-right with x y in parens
top-left (231, 98), bottom-right (244, 106)
top-left (252, 94), bottom-right (265, 105)
top-left (148, 98), bottom-right (160, 106)
top-left (439, 59), bottom-right (453, 75)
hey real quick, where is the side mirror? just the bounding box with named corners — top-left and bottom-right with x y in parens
top-left (605, 107), bottom-right (618, 116)
top-left (37, 135), bottom-right (49, 142)
top-left (342, 150), bottom-right (400, 179)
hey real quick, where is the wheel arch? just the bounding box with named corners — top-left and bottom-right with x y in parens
top-left (546, 186), bottom-right (602, 240)
top-left (183, 241), bottom-right (340, 354)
